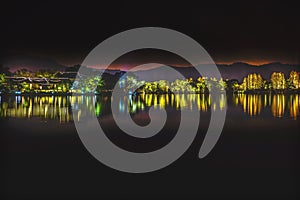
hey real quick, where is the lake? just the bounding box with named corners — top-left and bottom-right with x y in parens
top-left (0, 93), bottom-right (299, 199)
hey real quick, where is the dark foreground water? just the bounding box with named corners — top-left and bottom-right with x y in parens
top-left (0, 94), bottom-right (299, 199)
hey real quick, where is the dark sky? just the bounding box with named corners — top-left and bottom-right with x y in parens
top-left (1, 1), bottom-right (299, 67)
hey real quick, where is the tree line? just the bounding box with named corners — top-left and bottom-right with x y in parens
top-left (0, 66), bottom-right (299, 94)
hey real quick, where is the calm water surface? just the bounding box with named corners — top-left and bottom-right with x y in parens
top-left (0, 94), bottom-right (299, 199)
top-left (0, 93), bottom-right (299, 121)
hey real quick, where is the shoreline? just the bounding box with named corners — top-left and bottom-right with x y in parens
top-left (1, 90), bottom-right (300, 97)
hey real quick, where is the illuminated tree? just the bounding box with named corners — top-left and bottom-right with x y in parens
top-left (143, 82), bottom-right (153, 93)
top-left (204, 77), bottom-right (227, 92)
top-left (226, 79), bottom-right (239, 92)
top-left (287, 71), bottom-right (300, 89)
top-left (239, 78), bottom-right (247, 91)
top-left (195, 77), bottom-right (207, 93)
top-left (170, 79), bottom-right (194, 93)
top-left (206, 77), bottom-right (217, 90)
top-left (243, 73), bottom-right (264, 90)
top-left (35, 70), bottom-right (58, 79)
top-left (14, 68), bottom-right (33, 78)
top-left (95, 78), bottom-right (104, 93)
top-left (185, 80), bottom-right (195, 93)
top-left (20, 82), bottom-right (31, 92)
top-left (78, 75), bottom-right (104, 93)
top-left (157, 80), bottom-right (169, 93)
top-left (257, 74), bottom-right (264, 89)
top-left (0, 73), bottom-right (6, 92)
top-left (123, 75), bottom-right (144, 94)
top-left (0, 73), bottom-right (5, 84)
top-left (217, 78), bottom-right (227, 91)
top-left (271, 72), bottom-right (286, 90)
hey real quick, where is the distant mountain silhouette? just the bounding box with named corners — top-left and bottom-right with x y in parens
top-left (133, 62), bottom-right (300, 82)
top-left (217, 62), bottom-right (300, 81)
top-left (1, 54), bottom-right (299, 82)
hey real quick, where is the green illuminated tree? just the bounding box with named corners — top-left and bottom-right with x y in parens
top-left (169, 79), bottom-right (194, 93)
top-left (217, 78), bottom-right (227, 91)
top-left (195, 77), bottom-right (207, 93)
top-left (157, 80), bottom-right (169, 93)
top-left (35, 70), bottom-right (58, 79)
top-left (124, 75), bottom-right (144, 93)
top-left (14, 68), bottom-right (33, 78)
top-left (0, 73), bottom-right (6, 92)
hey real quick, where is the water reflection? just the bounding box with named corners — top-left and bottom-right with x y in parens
top-left (288, 94), bottom-right (300, 120)
top-left (0, 93), bottom-right (300, 122)
top-left (0, 96), bottom-right (72, 123)
top-left (271, 95), bottom-right (286, 118)
top-left (233, 94), bottom-right (264, 116)
top-left (127, 94), bottom-right (214, 112)
top-left (233, 93), bottom-right (300, 119)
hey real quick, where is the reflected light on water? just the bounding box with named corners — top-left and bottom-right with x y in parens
top-left (288, 94), bottom-right (300, 120)
top-left (233, 93), bottom-right (300, 119)
top-left (0, 93), bottom-right (299, 123)
top-left (237, 94), bottom-right (262, 116)
top-left (271, 94), bottom-right (285, 118)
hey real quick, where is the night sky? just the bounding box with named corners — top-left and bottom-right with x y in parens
top-left (1, 1), bottom-right (299, 68)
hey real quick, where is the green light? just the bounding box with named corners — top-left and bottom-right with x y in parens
top-left (95, 103), bottom-right (101, 116)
